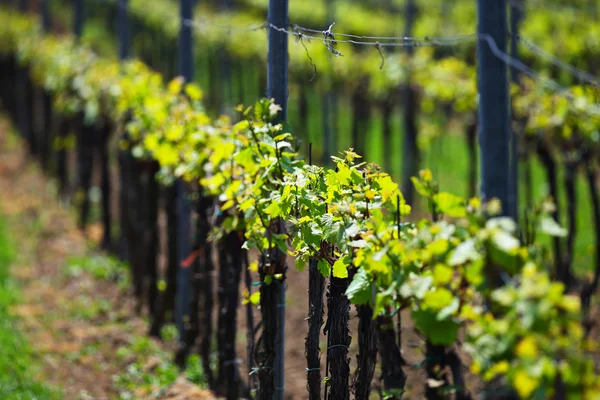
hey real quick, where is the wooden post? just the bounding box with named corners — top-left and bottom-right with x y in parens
top-left (477, 0), bottom-right (510, 213)
top-left (267, 0), bottom-right (288, 398)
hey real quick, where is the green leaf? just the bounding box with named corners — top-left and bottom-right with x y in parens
top-left (348, 239), bottom-right (368, 248)
top-left (374, 290), bottom-right (392, 318)
top-left (321, 214), bottom-right (344, 244)
top-left (234, 147), bottom-right (256, 168)
top-left (433, 192), bottom-right (466, 218)
top-left (433, 264), bottom-right (454, 285)
top-left (448, 239), bottom-right (480, 266)
top-left (273, 132), bottom-right (292, 142)
top-left (487, 217), bottom-right (517, 233)
top-left (400, 274), bottom-right (433, 300)
top-left (264, 201), bottom-right (281, 217)
top-left (333, 256), bottom-right (349, 278)
top-left (232, 120), bottom-right (250, 133)
top-left (377, 174), bottom-right (400, 203)
top-left (411, 177), bottom-right (429, 197)
top-left (437, 297), bottom-right (460, 320)
top-left (539, 216), bottom-right (568, 237)
top-left (423, 288), bottom-right (454, 311)
top-left (412, 310), bottom-right (459, 346)
top-left (345, 223), bottom-right (361, 239)
top-left (427, 239), bottom-right (449, 256)
top-left (249, 292), bottom-right (260, 306)
top-left (317, 259), bottom-right (331, 277)
top-left (296, 253), bottom-right (308, 272)
top-left (336, 163), bottom-right (352, 185)
top-left (346, 269), bottom-right (371, 305)
top-left (300, 225), bottom-right (322, 248)
top-left (491, 230), bottom-right (520, 253)
top-left (254, 99), bottom-right (270, 120)
top-left (276, 141), bottom-right (292, 150)
top-left (464, 259), bottom-right (485, 286)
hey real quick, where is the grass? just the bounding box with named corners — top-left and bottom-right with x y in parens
top-left (63, 254), bottom-right (207, 400)
top-left (113, 335), bottom-right (206, 400)
top-left (66, 254), bottom-right (131, 290)
top-left (0, 216), bottom-right (61, 400)
top-left (0, 114), bottom-right (209, 398)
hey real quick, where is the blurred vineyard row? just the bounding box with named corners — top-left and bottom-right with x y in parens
top-left (47, 0), bottom-right (600, 274)
top-left (2, 0), bottom-right (600, 399)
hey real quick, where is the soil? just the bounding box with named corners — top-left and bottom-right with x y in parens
top-left (0, 119), bottom-right (216, 400)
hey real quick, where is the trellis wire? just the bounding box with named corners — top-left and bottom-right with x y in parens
top-left (96, 0), bottom-right (600, 105)
top-left (515, 34), bottom-right (600, 87)
top-left (508, 0), bottom-right (598, 16)
top-left (180, 18), bottom-right (600, 117)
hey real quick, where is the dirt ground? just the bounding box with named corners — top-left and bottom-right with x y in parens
top-left (0, 120), bottom-right (216, 400)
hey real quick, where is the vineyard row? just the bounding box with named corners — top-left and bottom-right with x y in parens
top-left (0, 5), bottom-right (599, 400)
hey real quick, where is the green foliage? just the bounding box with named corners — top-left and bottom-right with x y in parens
top-left (3, 7), bottom-right (599, 398)
top-left (464, 263), bottom-right (598, 398)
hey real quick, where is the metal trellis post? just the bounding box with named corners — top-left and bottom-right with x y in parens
top-left (402, 0), bottom-right (419, 206)
top-left (118, 0), bottom-right (130, 60)
top-left (41, 0), bottom-right (50, 31)
top-left (509, 0), bottom-right (523, 222)
top-left (74, 0), bottom-right (83, 39)
top-left (268, 0), bottom-right (288, 122)
top-left (117, 0), bottom-right (130, 263)
top-left (175, 0), bottom-right (194, 345)
top-left (477, 0), bottom-right (510, 214)
top-left (40, 0), bottom-right (51, 172)
top-left (322, 0), bottom-right (336, 165)
top-left (268, 0), bottom-right (288, 399)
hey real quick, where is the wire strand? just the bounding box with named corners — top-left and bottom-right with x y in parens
top-left (292, 24), bottom-right (477, 42)
top-left (508, 0), bottom-right (598, 17)
top-left (515, 34), bottom-right (600, 87)
top-left (88, 0), bottom-right (600, 117)
top-left (478, 33), bottom-right (600, 117)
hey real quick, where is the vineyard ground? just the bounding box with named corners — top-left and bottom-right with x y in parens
top-left (0, 158), bottom-right (58, 397)
top-left (0, 118), bottom-right (215, 400)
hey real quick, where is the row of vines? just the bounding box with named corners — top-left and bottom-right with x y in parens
top-left (66, 0), bottom-right (600, 287)
top-left (1, 3), bottom-right (600, 400)
top-left (65, 0), bottom-right (600, 210)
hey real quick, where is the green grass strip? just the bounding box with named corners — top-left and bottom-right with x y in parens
top-left (0, 216), bottom-right (61, 400)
